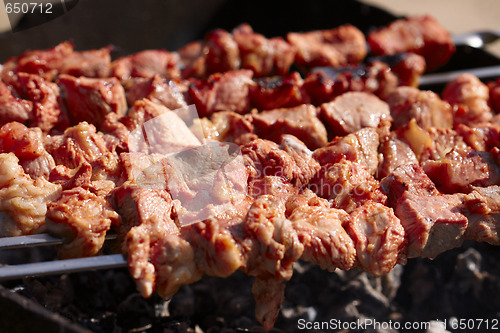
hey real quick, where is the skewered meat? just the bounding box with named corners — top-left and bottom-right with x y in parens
top-left (124, 75), bottom-right (188, 110)
top-left (313, 127), bottom-right (380, 175)
top-left (57, 74), bottom-right (127, 129)
top-left (249, 72), bottom-right (310, 110)
top-left (0, 153), bottom-right (61, 236)
top-left (233, 23), bottom-right (296, 77)
top-left (287, 24), bottom-right (367, 68)
top-left (4, 17), bottom-right (500, 331)
top-left (442, 73), bottom-right (494, 126)
top-left (388, 86), bottom-right (453, 129)
top-left (187, 70), bottom-right (253, 117)
top-left (111, 50), bottom-right (180, 81)
top-left (367, 15), bottom-right (455, 71)
top-left (10, 42), bottom-right (111, 80)
top-left (0, 81), bottom-right (32, 126)
top-left (46, 186), bottom-right (120, 258)
top-left (320, 91), bottom-right (391, 136)
top-left (251, 104), bottom-right (328, 150)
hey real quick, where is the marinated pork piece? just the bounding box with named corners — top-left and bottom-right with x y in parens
top-left (367, 15), bottom-right (455, 71)
top-left (248, 175), bottom-right (297, 200)
top-left (442, 73), bottom-right (493, 126)
top-left (204, 29), bottom-right (241, 75)
top-left (58, 75), bottom-right (127, 129)
top-left (395, 192), bottom-right (467, 258)
top-left (381, 164), bottom-right (468, 258)
top-left (320, 91), bottom-right (391, 136)
top-left (423, 151), bottom-right (500, 193)
top-left (279, 134), bottom-right (321, 188)
top-left (488, 78), bottom-right (500, 113)
top-left (380, 163), bottom-right (439, 208)
top-left (0, 153), bottom-right (61, 236)
top-left (252, 104), bottom-right (328, 150)
top-left (45, 122), bottom-right (116, 169)
top-left (0, 81), bottom-right (32, 126)
top-left (177, 41), bottom-right (206, 79)
top-left (284, 189), bottom-right (330, 217)
top-left (15, 73), bottom-right (67, 133)
top-left (242, 138), bottom-right (318, 188)
top-left (388, 86), bottom-right (453, 129)
top-left (49, 162), bottom-right (92, 191)
top-left (456, 123), bottom-right (500, 152)
top-left (287, 24), bottom-right (367, 68)
top-left (462, 186), bottom-right (500, 245)
top-left (100, 112), bottom-right (131, 152)
top-left (387, 52), bottom-right (426, 87)
top-left (392, 119), bottom-right (464, 163)
top-left (304, 61), bottom-right (399, 104)
top-left (14, 42), bottom-right (73, 80)
top-left (346, 201), bottom-right (406, 275)
top-left (312, 128), bottom-right (380, 175)
top-left (13, 42), bottom-right (111, 80)
top-left (124, 99), bottom-right (201, 155)
top-left (241, 195), bottom-right (302, 329)
top-left (187, 70), bottom-right (254, 116)
top-left (249, 72), bottom-right (310, 110)
top-left (57, 46), bottom-right (112, 78)
top-left (309, 158), bottom-right (387, 213)
top-left (46, 186), bottom-right (120, 259)
top-left (124, 75), bottom-right (188, 109)
top-left (288, 205), bottom-right (356, 271)
top-left (197, 111), bottom-right (254, 144)
top-left (111, 183), bottom-right (181, 297)
top-left (376, 133), bottom-right (418, 179)
top-left (111, 50), bottom-right (180, 81)
top-left (233, 23), bottom-right (296, 77)
top-left (0, 121), bottom-right (55, 179)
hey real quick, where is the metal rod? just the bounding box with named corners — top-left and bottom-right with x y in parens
top-left (0, 254), bottom-right (127, 281)
top-left (419, 65), bottom-right (500, 87)
top-left (0, 233), bottom-right (118, 250)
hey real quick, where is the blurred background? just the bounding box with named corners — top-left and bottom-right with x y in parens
top-left (0, 0), bottom-right (499, 60)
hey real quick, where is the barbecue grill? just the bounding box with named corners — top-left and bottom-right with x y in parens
top-left (2, 1), bottom-right (500, 332)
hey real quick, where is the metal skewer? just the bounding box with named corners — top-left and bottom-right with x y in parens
top-left (419, 65), bottom-right (500, 87)
top-left (0, 233), bottom-right (118, 250)
top-left (0, 254), bottom-right (127, 281)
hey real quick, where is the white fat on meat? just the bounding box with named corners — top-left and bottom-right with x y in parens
top-left (0, 153), bottom-right (61, 236)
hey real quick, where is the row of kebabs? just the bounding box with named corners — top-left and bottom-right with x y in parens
top-left (1, 14), bottom-right (500, 329)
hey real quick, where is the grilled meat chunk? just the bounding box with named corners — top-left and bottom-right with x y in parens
top-left (442, 73), bottom-right (493, 126)
top-left (111, 50), bottom-right (180, 81)
top-left (233, 23), bottom-right (296, 77)
top-left (45, 122), bottom-right (117, 169)
top-left (46, 186), bottom-right (120, 258)
top-left (462, 186), bottom-right (500, 245)
top-left (309, 159), bottom-right (387, 213)
top-left (388, 86), bottom-right (453, 129)
top-left (58, 75), bottom-right (127, 129)
top-left (0, 153), bottom-right (61, 236)
top-left (188, 70), bottom-right (253, 117)
top-left (252, 104), bottom-right (328, 150)
top-left (346, 201), bottom-right (406, 275)
top-left (320, 91), bottom-right (391, 136)
top-left (13, 42), bottom-right (111, 80)
top-left (249, 72), bottom-right (310, 110)
top-left (367, 15), bottom-right (455, 71)
top-left (0, 122), bottom-right (55, 179)
top-left (124, 75), bottom-right (188, 110)
top-left (313, 128), bottom-right (380, 175)
top-left (287, 24), bottom-right (367, 68)
top-left (0, 81), bottom-right (32, 126)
